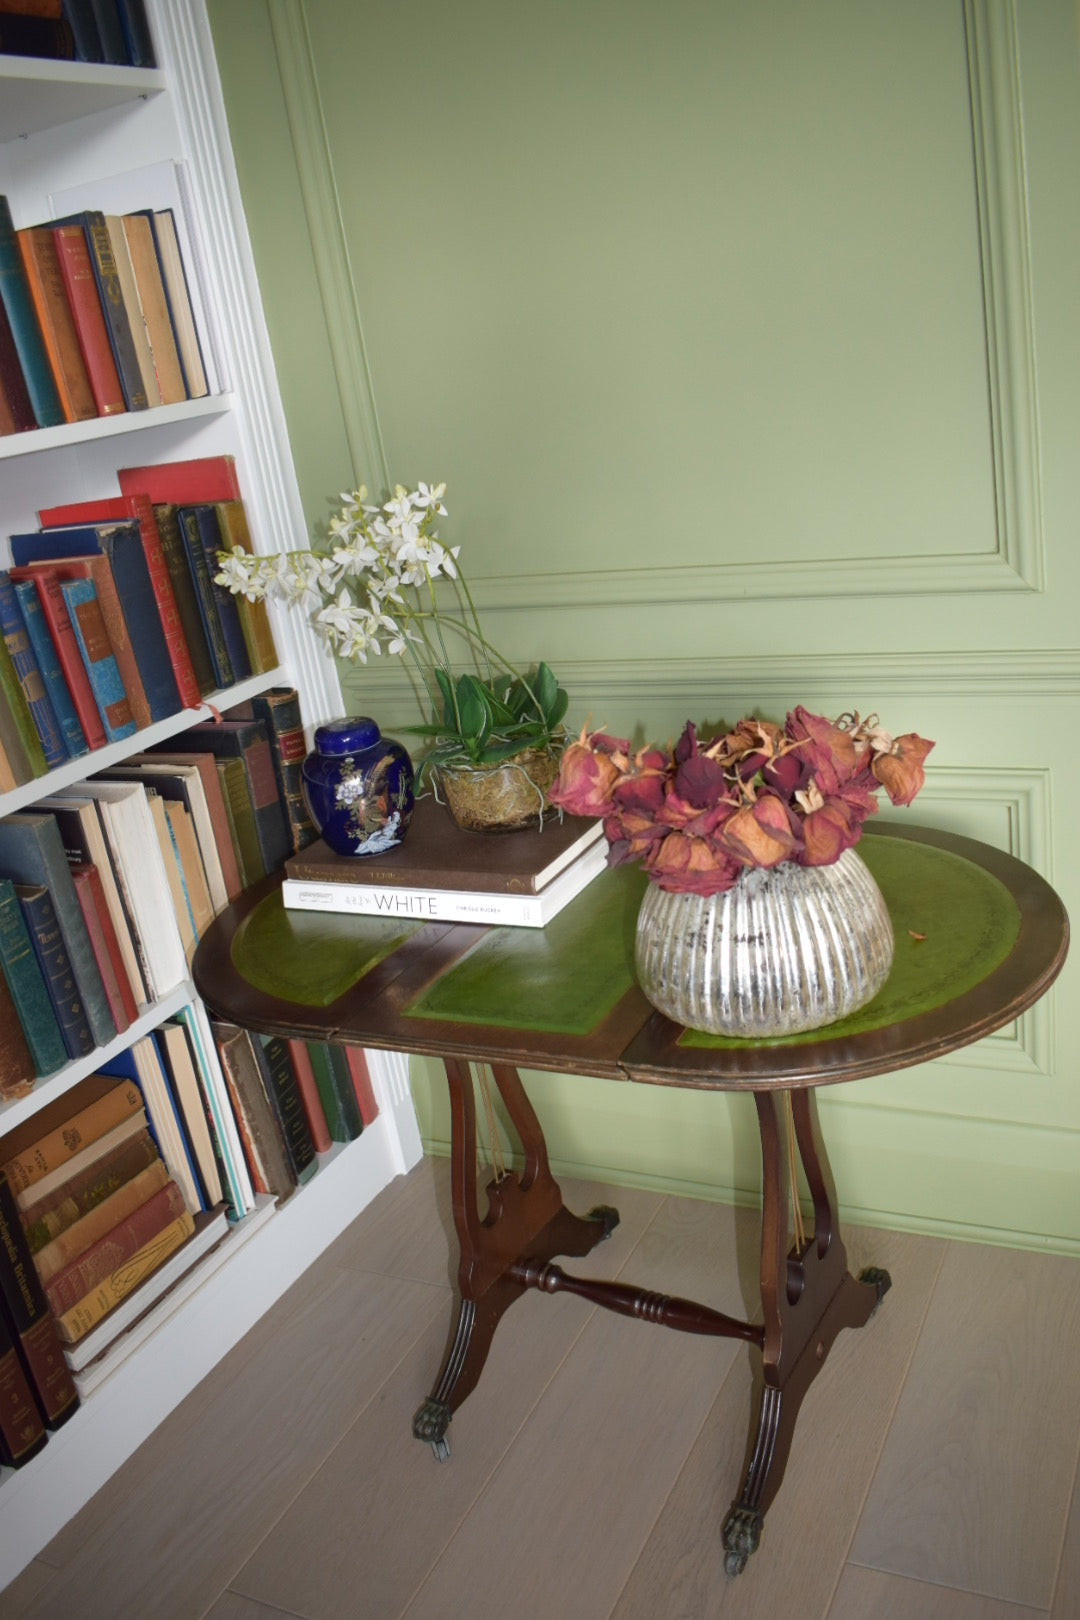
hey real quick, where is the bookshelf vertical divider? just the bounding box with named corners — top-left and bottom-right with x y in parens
top-left (0, 1), bottom-right (422, 1586)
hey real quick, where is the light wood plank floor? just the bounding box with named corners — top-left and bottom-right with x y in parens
top-left (3, 1156), bottom-right (1079, 1620)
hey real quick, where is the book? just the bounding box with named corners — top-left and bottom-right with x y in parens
top-left (249, 686), bottom-right (317, 853)
top-left (0, 660), bottom-right (37, 788)
top-left (0, 1302), bottom-right (47, 1466)
top-left (176, 999), bottom-right (255, 1221)
top-left (44, 1176), bottom-right (187, 1316)
top-left (163, 800), bottom-right (214, 939)
top-left (99, 1038), bottom-right (202, 1209)
top-left (37, 792), bottom-right (148, 1007)
top-left (13, 1110), bottom-right (149, 1216)
top-left (13, 226), bottom-right (96, 423)
top-left (130, 750), bottom-right (239, 906)
top-left (344, 1046), bottom-right (379, 1130)
top-left (7, 565), bottom-right (108, 750)
top-left (55, 1208), bottom-right (195, 1344)
top-left (0, 571), bottom-right (67, 769)
top-left (213, 1021), bottom-right (297, 1204)
top-left (0, 194), bottom-right (65, 427)
top-left (21, 1130), bottom-right (160, 1254)
top-left (117, 451), bottom-right (242, 505)
top-left (121, 212), bottom-right (186, 404)
top-left (0, 627), bottom-right (48, 780)
top-left (176, 505), bottom-right (236, 689)
top-left (286, 1038), bottom-right (331, 1154)
top-left (123, 208), bottom-right (208, 399)
top-left (59, 0), bottom-right (103, 64)
top-left (254, 1033), bottom-right (317, 1186)
top-left (102, 213), bottom-right (161, 406)
top-left (215, 755), bottom-right (263, 888)
top-left (122, 757), bottom-right (228, 915)
top-left (0, 811), bottom-right (117, 1048)
top-left (32, 1159), bottom-right (170, 1285)
top-left (153, 1021), bottom-right (222, 1207)
top-left (150, 502), bottom-right (217, 697)
top-left (69, 862), bottom-right (137, 1031)
top-left (306, 1042), bottom-right (361, 1144)
top-left (24, 551), bottom-right (151, 731)
top-left (87, 0), bottom-right (128, 64)
top-left (54, 210), bottom-right (148, 411)
top-left (52, 221), bottom-right (126, 416)
top-left (284, 834), bottom-right (608, 928)
top-left (0, 10), bottom-right (73, 53)
top-left (0, 877), bottom-right (67, 1077)
top-left (11, 577), bottom-right (89, 759)
top-left (0, 1075), bottom-right (143, 1197)
top-left (115, 0), bottom-right (155, 67)
top-left (59, 576), bottom-right (137, 743)
top-left (173, 718), bottom-right (291, 877)
top-left (214, 500), bottom-right (278, 674)
top-left (0, 970), bottom-right (36, 1100)
top-left (0, 1169), bottom-right (79, 1429)
top-left (16, 880), bottom-right (95, 1062)
top-left (0, 282), bottom-right (38, 434)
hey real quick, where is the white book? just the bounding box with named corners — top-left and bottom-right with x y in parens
top-left (281, 838), bottom-right (608, 928)
top-left (156, 1020), bottom-right (224, 1207)
top-left (126, 757), bottom-right (230, 914)
top-left (177, 998), bottom-right (256, 1220)
top-left (123, 1035), bottom-right (203, 1215)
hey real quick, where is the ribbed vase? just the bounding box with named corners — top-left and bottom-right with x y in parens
top-left (634, 848), bottom-right (894, 1037)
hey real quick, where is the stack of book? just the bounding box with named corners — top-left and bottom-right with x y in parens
top-left (281, 795), bottom-right (607, 927)
top-left (0, 1), bottom-right (155, 67)
top-left (0, 455), bottom-right (288, 790)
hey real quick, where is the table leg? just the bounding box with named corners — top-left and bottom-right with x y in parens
top-left (720, 1087), bottom-right (890, 1576)
top-left (412, 1058), bottom-right (619, 1456)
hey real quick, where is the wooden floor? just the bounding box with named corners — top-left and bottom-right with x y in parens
top-left (3, 1156), bottom-right (1080, 1620)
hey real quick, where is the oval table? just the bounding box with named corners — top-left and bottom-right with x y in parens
top-left (193, 823), bottom-right (1069, 1576)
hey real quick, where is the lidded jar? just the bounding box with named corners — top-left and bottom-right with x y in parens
top-left (300, 717), bottom-right (414, 858)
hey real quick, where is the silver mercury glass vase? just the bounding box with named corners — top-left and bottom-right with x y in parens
top-left (634, 848), bottom-right (894, 1038)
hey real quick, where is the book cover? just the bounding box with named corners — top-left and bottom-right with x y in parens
top-left (214, 500), bottom-right (279, 674)
top-left (54, 211), bottom-right (147, 411)
top-left (87, 0), bottom-right (128, 65)
top-left (8, 566), bottom-right (108, 749)
top-left (15, 880), bottom-right (95, 1062)
top-left (102, 213), bottom-right (161, 406)
top-left (0, 1076), bottom-right (143, 1197)
top-left (177, 718), bottom-right (291, 877)
top-left (343, 1046), bottom-right (380, 1130)
top-left (0, 1170), bottom-right (79, 1429)
top-left (117, 453), bottom-right (241, 506)
top-left (55, 1209), bottom-right (194, 1344)
top-left (0, 194), bottom-right (65, 427)
top-left (0, 876), bottom-right (67, 1077)
top-left (254, 1033), bottom-right (317, 1186)
top-left (144, 790), bottom-right (196, 965)
top-left (0, 626), bottom-right (48, 779)
top-left (306, 1042), bottom-right (362, 1144)
top-left (212, 1020), bottom-right (296, 1205)
top-left (32, 1159), bottom-right (170, 1285)
top-left (29, 552), bottom-right (151, 731)
top-left (59, 0), bottom-right (104, 64)
top-left (58, 576), bottom-right (137, 742)
top-left (121, 212), bottom-right (186, 404)
top-left (44, 1177), bottom-right (187, 1316)
top-left (11, 577), bottom-right (89, 759)
top-left (0, 571), bottom-right (67, 768)
top-left (38, 792), bottom-right (148, 1008)
top-left (286, 1038), bottom-right (332, 1154)
top-left (52, 221), bottom-right (126, 416)
top-left (0, 970), bottom-right (36, 1100)
top-left (0, 286), bottom-right (38, 433)
top-left (124, 206), bottom-right (209, 399)
top-left (13, 1110), bottom-right (148, 1215)
top-left (153, 1021), bottom-right (222, 1208)
top-left (283, 836), bottom-right (608, 929)
top-left (250, 686), bottom-right (318, 853)
top-left (0, 668), bottom-right (36, 788)
top-left (13, 226), bottom-right (96, 423)
top-left (69, 862), bottom-right (137, 1031)
top-left (0, 812), bottom-right (117, 1048)
top-left (20, 1129), bottom-right (159, 1254)
top-left (0, 1303), bottom-right (47, 1466)
top-left (163, 800), bottom-right (214, 936)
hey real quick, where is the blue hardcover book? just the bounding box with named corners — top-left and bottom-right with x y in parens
top-left (10, 580), bottom-right (89, 761)
top-left (57, 578), bottom-right (136, 743)
top-left (0, 196), bottom-right (64, 429)
top-left (174, 506), bottom-right (238, 690)
top-left (13, 881), bottom-right (95, 1061)
top-left (0, 878), bottom-right (67, 1076)
top-left (22, 521), bottom-right (182, 723)
top-left (0, 573), bottom-right (67, 769)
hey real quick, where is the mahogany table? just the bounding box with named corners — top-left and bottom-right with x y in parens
top-left (193, 824), bottom-right (1068, 1576)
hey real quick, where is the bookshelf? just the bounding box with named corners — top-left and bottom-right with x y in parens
top-left (0, 3), bottom-right (423, 1587)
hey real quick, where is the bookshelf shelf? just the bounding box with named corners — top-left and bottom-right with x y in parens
top-left (0, 394), bottom-right (233, 462)
top-left (0, 59), bottom-right (165, 143)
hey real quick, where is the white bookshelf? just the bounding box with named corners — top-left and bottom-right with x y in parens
top-left (0, 2), bottom-right (422, 1587)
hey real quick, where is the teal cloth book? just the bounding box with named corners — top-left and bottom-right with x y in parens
top-left (58, 578), bottom-right (136, 743)
top-left (11, 579), bottom-right (89, 761)
top-left (0, 196), bottom-right (64, 429)
top-left (16, 881), bottom-right (95, 1061)
top-left (0, 878), bottom-right (67, 1076)
top-left (0, 574), bottom-right (67, 770)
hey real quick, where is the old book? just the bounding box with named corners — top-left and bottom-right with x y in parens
top-left (0, 876), bottom-right (67, 1077)
top-left (212, 1020), bottom-right (296, 1204)
top-left (306, 1042), bottom-right (361, 1144)
top-left (20, 1129), bottom-right (160, 1254)
top-left (122, 757), bottom-right (229, 914)
top-left (164, 801), bottom-right (214, 937)
top-left (13, 225), bottom-right (96, 422)
top-left (55, 1209), bottom-right (195, 1344)
top-left (59, 576), bottom-right (136, 742)
top-left (60, 0), bottom-right (104, 62)
top-left (0, 659), bottom-right (36, 788)
top-left (176, 1000), bottom-right (254, 1221)
top-left (215, 756), bottom-right (262, 888)
top-left (127, 211), bottom-right (207, 398)
top-left (51, 221), bottom-right (126, 416)
top-left (254, 1034), bottom-right (317, 1186)
top-left (0, 626), bottom-right (48, 780)
top-left (0, 11), bottom-right (73, 53)
top-left (12, 1111), bottom-right (148, 1215)
top-left (102, 213), bottom-right (161, 405)
top-left (87, 0), bottom-right (127, 62)
top-left (11, 577), bottom-right (88, 759)
top-left (23, 551), bottom-right (150, 731)
top-left (0, 971), bottom-right (36, 1100)
top-left (153, 1021), bottom-right (222, 1208)
top-left (213, 500), bottom-right (278, 674)
top-left (121, 212), bottom-right (186, 403)
top-left (176, 718), bottom-right (291, 877)
top-left (176, 505), bottom-right (237, 688)
top-left (344, 1046), bottom-right (379, 1130)
top-left (98, 1039), bottom-right (202, 1211)
top-left (0, 1075), bottom-right (143, 1197)
top-left (117, 452), bottom-right (241, 505)
top-left (0, 811), bottom-right (116, 1048)
top-left (53, 210), bottom-right (147, 410)
top-left (150, 502), bottom-right (216, 697)
top-left (286, 1038), bottom-right (331, 1154)
top-left (0, 571), bottom-right (67, 768)
top-left (6, 565), bottom-right (108, 750)
top-left (0, 1302), bottom-right (47, 1466)
top-left (115, 0), bottom-right (155, 67)
top-left (69, 862), bottom-right (137, 1031)
top-left (44, 1176), bottom-right (187, 1316)
top-left (15, 880), bottom-right (95, 1062)
top-left (0, 283), bottom-right (37, 433)
top-left (250, 686), bottom-right (317, 853)
top-left (0, 1170), bottom-right (79, 1429)
top-left (32, 1159), bottom-right (170, 1285)
top-left (0, 195), bottom-right (64, 426)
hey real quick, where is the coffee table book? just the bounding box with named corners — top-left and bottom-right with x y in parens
top-left (281, 799), bottom-right (607, 928)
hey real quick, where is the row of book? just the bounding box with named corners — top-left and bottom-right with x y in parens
top-left (0, 188), bottom-right (208, 437)
top-left (0, 1028), bottom-right (378, 1462)
top-left (0, 1), bottom-right (155, 67)
top-left (0, 694), bottom-right (318, 1098)
top-left (0, 455), bottom-right (282, 791)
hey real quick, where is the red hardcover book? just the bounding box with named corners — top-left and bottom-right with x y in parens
top-left (286, 1038), bottom-right (332, 1154)
top-left (343, 1046), bottom-right (379, 1129)
top-left (7, 567), bottom-right (107, 750)
top-left (69, 862), bottom-right (138, 1031)
top-left (51, 224), bottom-right (126, 417)
top-left (0, 1308), bottom-right (47, 1467)
top-left (0, 292), bottom-right (36, 434)
top-left (43, 1178), bottom-right (187, 1316)
top-left (38, 493), bottom-right (202, 709)
top-left (117, 454), bottom-right (243, 505)
top-left (28, 556), bottom-right (150, 731)
top-left (15, 227), bottom-right (96, 423)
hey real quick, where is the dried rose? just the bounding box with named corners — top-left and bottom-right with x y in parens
top-left (870, 732), bottom-right (934, 807)
top-left (718, 796), bottom-right (802, 869)
top-left (547, 727), bottom-right (628, 818)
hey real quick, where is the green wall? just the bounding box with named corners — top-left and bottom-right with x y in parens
top-left (208, 0), bottom-right (1080, 1251)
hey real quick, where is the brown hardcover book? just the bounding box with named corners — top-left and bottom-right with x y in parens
top-left (121, 213), bottom-right (187, 405)
top-left (30, 555), bottom-right (151, 730)
top-left (51, 222), bottom-right (126, 416)
top-left (21, 1130), bottom-right (160, 1254)
top-left (0, 1075), bottom-right (144, 1197)
top-left (148, 750), bottom-right (243, 903)
top-left (14, 227), bottom-right (96, 423)
top-left (69, 862), bottom-right (138, 1031)
top-left (44, 1177), bottom-right (186, 1316)
top-left (0, 971), bottom-right (36, 1101)
top-left (215, 756), bottom-right (263, 888)
top-left (0, 1170), bottom-right (79, 1430)
top-left (284, 795), bottom-right (603, 894)
top-left (103, 215), bottom-right (161, 407)
top-left (213, 1021), bottom-right (295, 1204)
top-left (147, 210), bottom-right (208, 398)
top-left (0, 3), bottom-right (64, 20)
top-left (249, 686), bottom-right (317, 854)
top-left (33, 1161), bottom-right (170, 1284)
top-left (213, 500), bottom-right (278, 672)
top-left (55, 1210), bottom-right (195, 1345)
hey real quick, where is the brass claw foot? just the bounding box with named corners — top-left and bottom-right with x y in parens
top-left (413, 1397), bottom-right (451, 1460)
top-left (721, 1504), bottom-right (763, 1576)
top-left (858, 1266), bottom-right (892, 1310)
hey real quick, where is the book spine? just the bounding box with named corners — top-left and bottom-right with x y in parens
top-left (51, 222), bottom-right (126, 416)
top-left (59, 577), bottom-right (137, 742)
top-left (0, 878), bottom-right (67, 1077)
top-left (97, 521), bottom-right (182, 722)
top-left (0, 573), bottom-right (67, 768)
top-left (76, 555), bottom-right (152, 731)
top-left (213, 500), bottom-right (278, 673)
top-left (255, 1034), bottom-right (317, 1185)
top-left (20, 1130), bottom-right (159, 1252)
top-left (0, 1171), bottom-right (79, 1429)
top-left (70, 864), bottom-right (137, 1030)
top-left (215, 756), bottom-right (262, 886)
top-left (306, 1043), bottom-right (361, 1143)
top-left (122, 213), bottom-right (186, 403)
top-left (0, 1305), bottom-right (47, 1466)
top-left (44, 1178), bottom-right (186, 1315)
top-left (80, 211), bottom-right (148, 411)
top-left (286, 1038), bottom-right (332, 1154)
top-left (11, 579), bottom-right (89, 758)
top-left (126, 494), bottom-right (200, 707)
top-left (103, 213), bottom-right (160, 405)
top-left (88, 0), bottom-right (127, 62)
top-left (0, 196), bottom-right (65, 427)
top-left (2, 1079), bottom-right (143, 1195)
top-left (61, 0), bottom-right (104, 61)
top-left (176, 1001), bottom-right (253, 1221)
top-left (16, 570), bottom-right (107, 749)
top-left (152, 503), bottom-right (216, 695)
top-left (177, 507), bottom-right (233, 687)
top-left (0, 289), bottom-right (37, 432)
top-left (344, 1046), bottom-right (380, 1130)
top-left (14, 227), bottom-right (96, 423)
top-left (16, 882), bottom-right (95, 1062)
top-left (115, 0), bottom-right (155, 66)
top-left (144, 212), bottom-right (208, 398)
top-left (0, 971), bottom-right (36, 1100)
top-left (55, 1210), bottom-right (194, 1344)
top-left (251, 688), bottom-right (318, 853)
top-left (0, 629), bottom-right (48, 778)
top-left (33, 1160), bottom-right (170, 1283)
top-left (214, 1028), bottom-right (289, 1203)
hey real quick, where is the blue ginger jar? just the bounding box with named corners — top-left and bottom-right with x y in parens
top-left (300, 717), bottom-right (414, 857)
